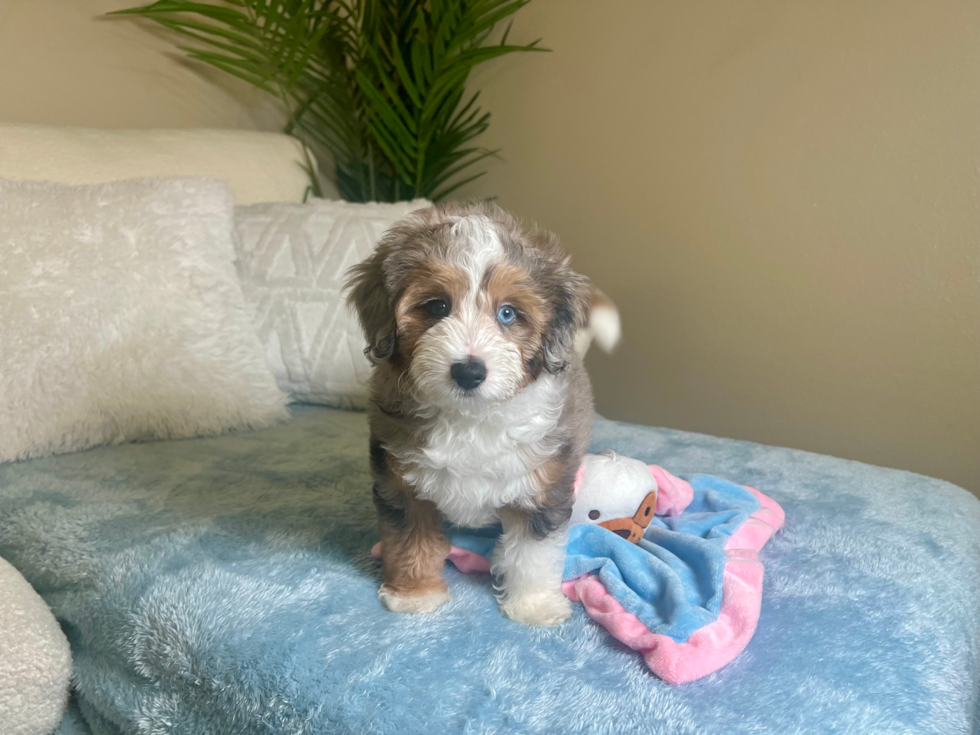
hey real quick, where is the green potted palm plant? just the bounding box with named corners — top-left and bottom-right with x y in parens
top-left (112, 1), bottom-right (544, 202)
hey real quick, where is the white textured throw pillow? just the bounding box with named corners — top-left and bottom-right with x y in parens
top-left (234, 199), bottom-right (430, 408)
top-left (0, 178), bottom-right (289, 464)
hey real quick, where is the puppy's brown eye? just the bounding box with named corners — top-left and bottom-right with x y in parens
top-left (423, 299), bottom-right (450, 318)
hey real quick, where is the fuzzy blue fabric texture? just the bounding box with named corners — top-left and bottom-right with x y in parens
top-left (446, 475), bottom-right (763, 643)
top-left (0, 406), bottom-right (978, 734)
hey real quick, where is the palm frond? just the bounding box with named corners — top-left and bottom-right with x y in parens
top-left (111, 0), bottom-right (545, 202)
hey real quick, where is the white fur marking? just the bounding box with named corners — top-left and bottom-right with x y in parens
top-left (449, 214), bottom-right (504, 295)
top-left (590, 303), bottom-right (621, 352)
top-left (494, 514), bottom-right (571, 626)
top-left (575, 302), bottom-right (621, 357)
top-left (395, 375), bottom-right (566, 528)
top-left (378, 586), bottom-right (451, 614)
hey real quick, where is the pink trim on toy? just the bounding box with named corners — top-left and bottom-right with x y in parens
top-left (649, 465), bottom-right (694, 516)
top-left (371, 541), bottom-right (493, 574)
top-left (745, 486), bottom-right (786, 528)
top-left (724, 488), bottom-right (784, 551)
top-left (561, 490), bottom-right (784, 684)
top-left (446, 546), bottom-right (493, 573)
top-left (562, 550), bottom-right (763, 685)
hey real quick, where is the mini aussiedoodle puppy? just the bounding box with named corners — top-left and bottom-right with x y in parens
top-left (346, 201), bottom-right (618, 626)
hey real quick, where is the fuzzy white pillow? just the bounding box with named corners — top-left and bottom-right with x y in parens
top-left (0, 178), bottom-right (289, 464)
top-left (234, 199), bottom-right (430, 409)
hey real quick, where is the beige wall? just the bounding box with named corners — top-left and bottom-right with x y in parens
top-left (0, 0), bottom-right (281, 131)
top-left (2, 0), bottom-right (977, 492)
top-left (462, 0), bottom-right (980, 494)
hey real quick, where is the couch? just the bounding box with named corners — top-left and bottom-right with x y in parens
top-left (1, 124), bottom-right (978, 735)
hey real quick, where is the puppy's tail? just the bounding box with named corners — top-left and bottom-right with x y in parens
top-left (575, 288), bottom-right (621, 357)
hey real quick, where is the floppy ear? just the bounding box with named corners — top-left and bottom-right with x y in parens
top-left (543, 265), bottom-right (592, 374)
top-left (345, 246), bottom-right (397, 365)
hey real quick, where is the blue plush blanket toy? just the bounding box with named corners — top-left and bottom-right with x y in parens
top-left (373, 449), bottom-right (785, 684)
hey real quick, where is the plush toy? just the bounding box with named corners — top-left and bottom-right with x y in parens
top-left (372, 450), bottom-right (785, 684)
top-left (570, 449), bottom-right (658, 543)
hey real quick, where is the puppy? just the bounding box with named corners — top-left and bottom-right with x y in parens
top-left (346, 201), bottom-right (618, 626)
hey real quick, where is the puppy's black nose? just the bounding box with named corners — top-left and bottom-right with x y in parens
top-left (451, 358), bottom-right (487, 390)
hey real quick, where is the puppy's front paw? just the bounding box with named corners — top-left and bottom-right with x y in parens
top-left (378, 584), bottom-right (451, 614)
top-left (500, 591), bottom-right (571, 626)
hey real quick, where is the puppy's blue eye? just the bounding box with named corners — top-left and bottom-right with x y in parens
top-left (497, 305), bottom-right (517, 325)
top-left (424, 299), bottom-right (450, 318)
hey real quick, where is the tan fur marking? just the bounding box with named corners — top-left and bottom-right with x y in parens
top-left (483, 263), bottom-right (550, 382)
top-left (483, 264), bottom-right (549, 333)
top-left (531, 452), bottom-right (568, 500)
top-left (377, 478), bottom-right (450, 597)
top-left (394, 259), bottom-right (469, 363)
top-left (590, 287), bottom-right (616, 311)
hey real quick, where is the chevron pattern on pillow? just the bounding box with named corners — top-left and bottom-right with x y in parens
top-left (234, 199), bottom-right (430, 409)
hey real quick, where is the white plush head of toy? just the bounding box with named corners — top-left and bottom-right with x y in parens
top-left (570, 450), bottom-right (658, 543)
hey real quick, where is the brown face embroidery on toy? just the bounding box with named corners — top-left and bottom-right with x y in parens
top-left (596, 492), bottom-right (658, 543)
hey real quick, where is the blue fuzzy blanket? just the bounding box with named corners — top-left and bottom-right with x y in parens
top-left (0, 407), bottom-right (977, 734)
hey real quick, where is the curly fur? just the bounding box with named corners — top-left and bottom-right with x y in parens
top-left (346, 202), bottom-right (596, 624)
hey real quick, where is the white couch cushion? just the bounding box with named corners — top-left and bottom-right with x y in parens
top-left (0, 124), bottom-right (310, 205)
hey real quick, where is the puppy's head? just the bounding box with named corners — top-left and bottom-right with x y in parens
top-left (345, 201), bottom-right (591, 411)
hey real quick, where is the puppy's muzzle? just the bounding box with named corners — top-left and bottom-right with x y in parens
top-left (451, 358), bottom-right (487, 391)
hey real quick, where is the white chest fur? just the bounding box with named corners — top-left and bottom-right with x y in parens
top-left (396, 375), bottom-right (566, 527)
